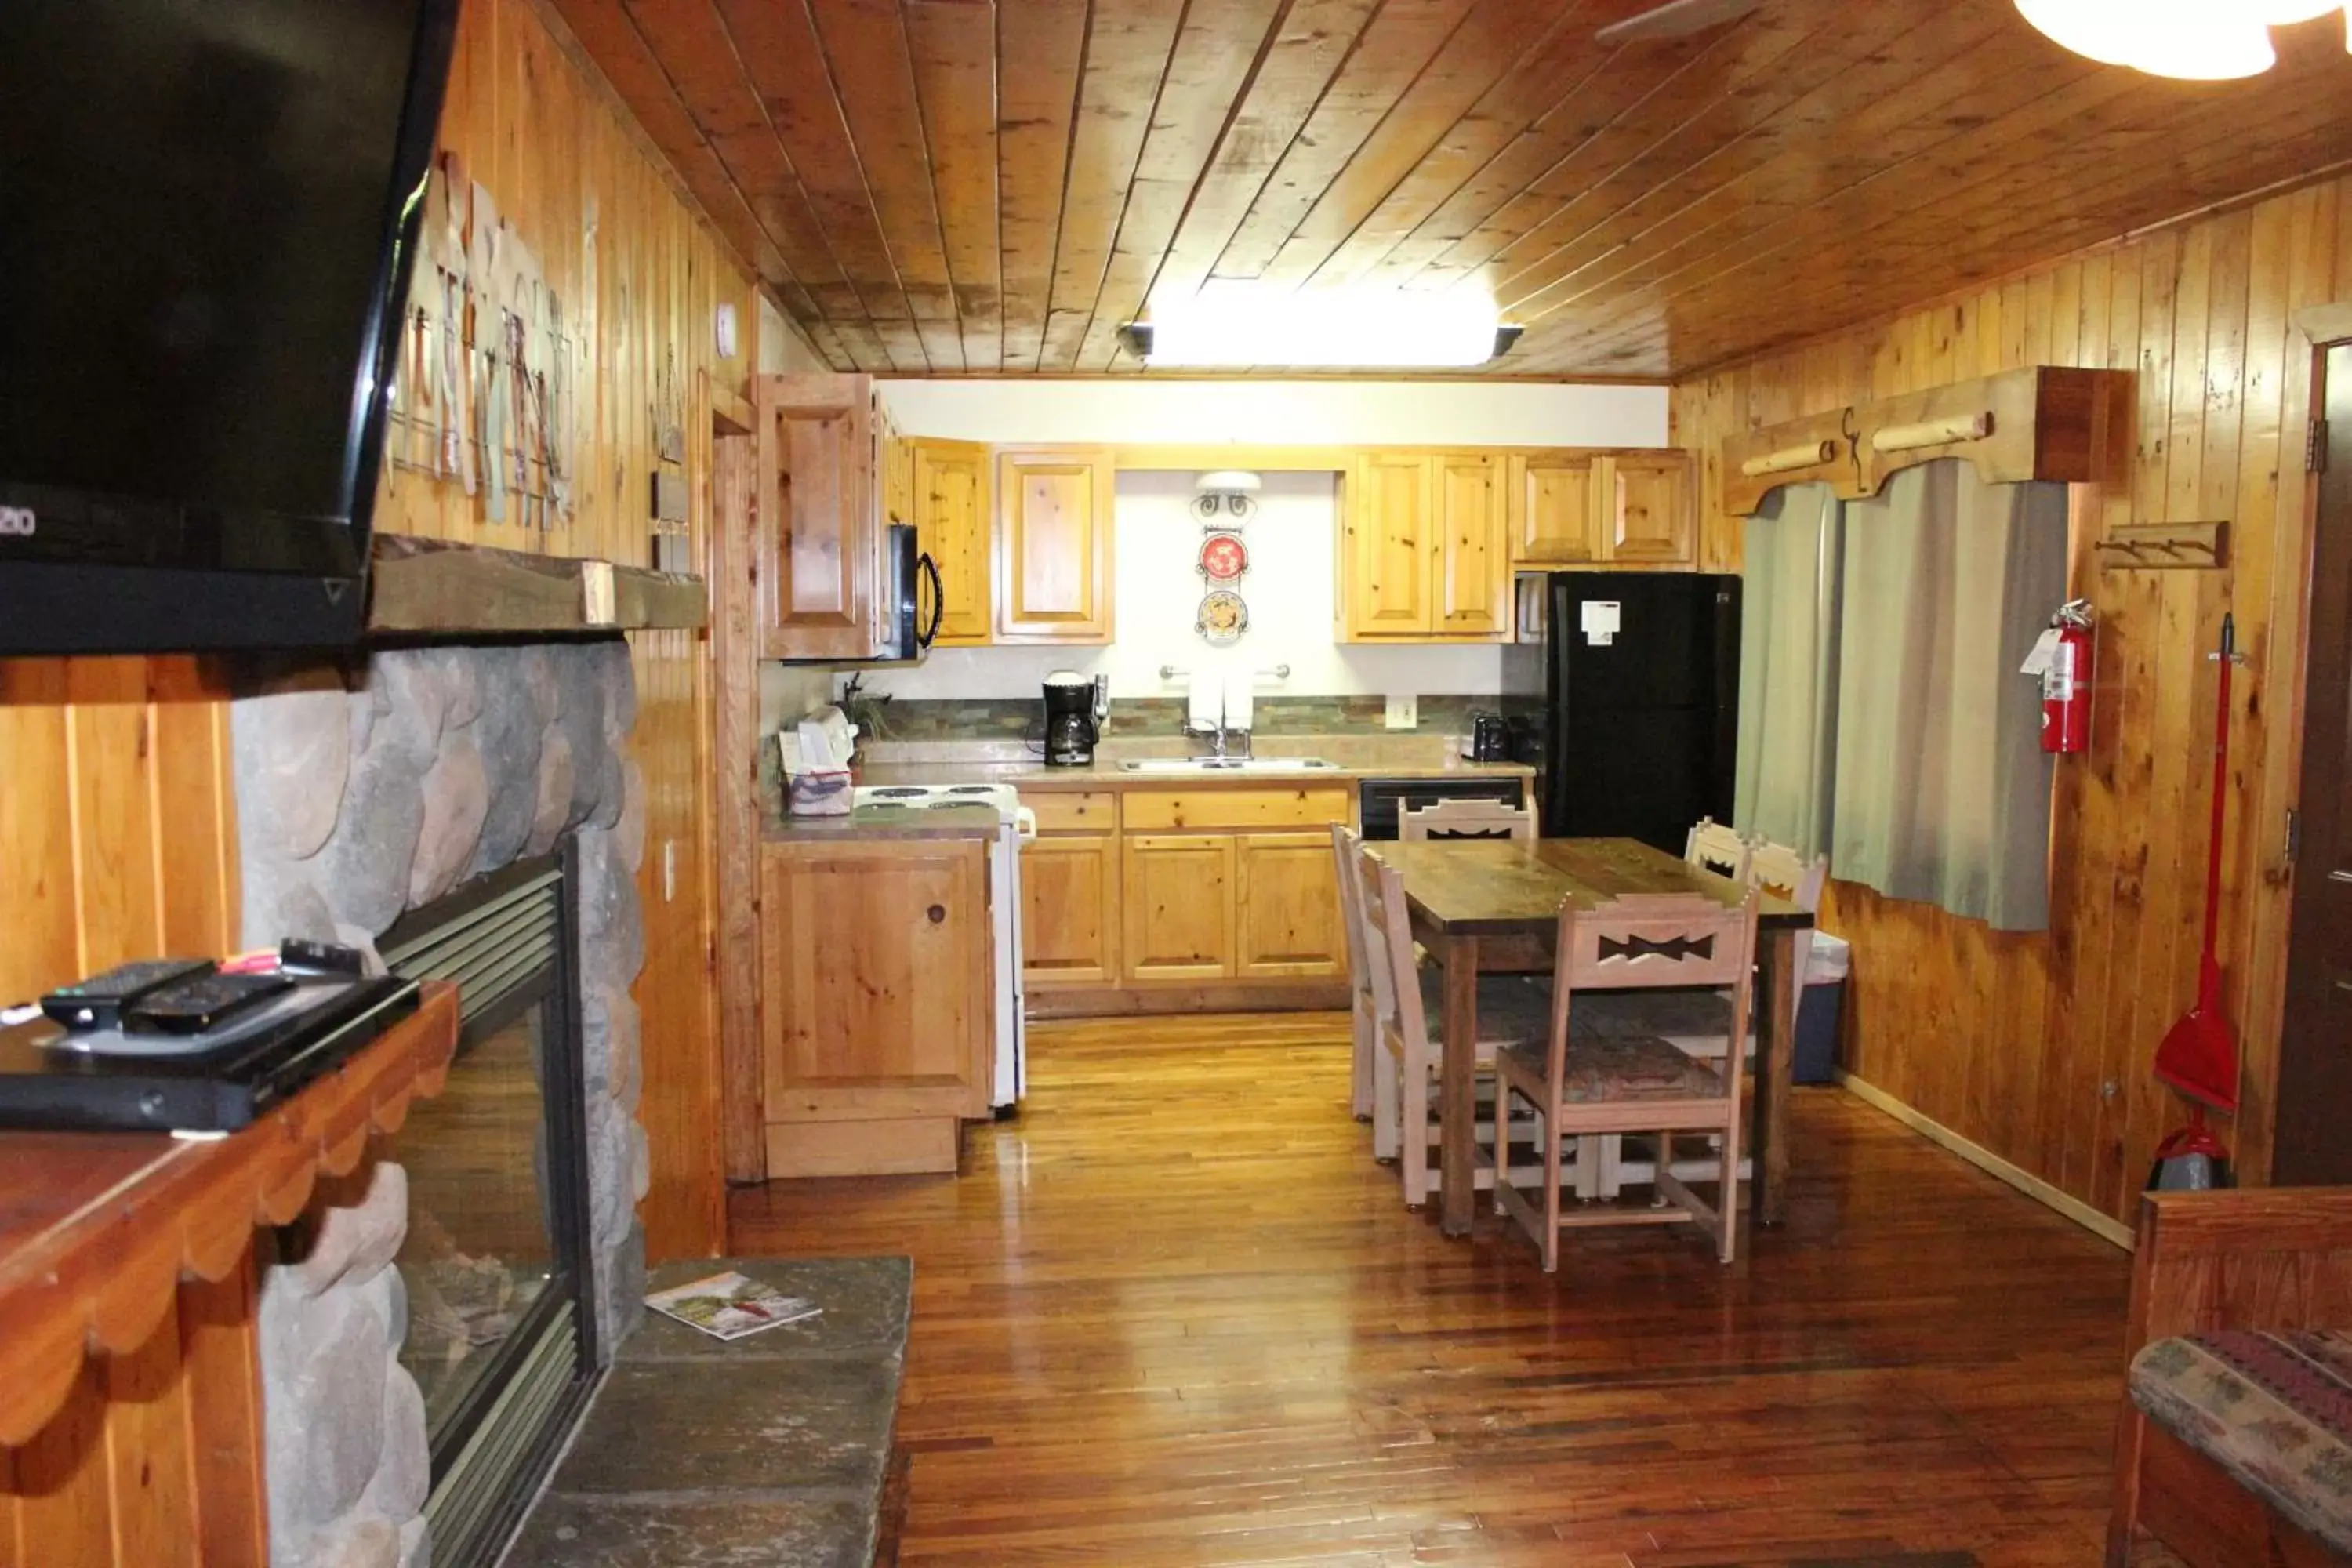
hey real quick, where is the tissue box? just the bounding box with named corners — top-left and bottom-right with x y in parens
top-left (788, 769), bottom-right (852, 816)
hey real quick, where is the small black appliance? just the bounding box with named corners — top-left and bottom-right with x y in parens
top-left (1468, 711), bottom-right (1510, 762)
top-left (1042, 671), bottom-right (1107, 767)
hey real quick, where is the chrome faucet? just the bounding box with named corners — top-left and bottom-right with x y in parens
top-left (1190, 721), bottom-right (1253, 762)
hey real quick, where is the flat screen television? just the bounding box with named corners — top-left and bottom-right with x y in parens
top-left (0, 0), bottom-right (458, 655)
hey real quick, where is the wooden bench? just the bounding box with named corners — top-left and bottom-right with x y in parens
top-left (2110, 1189), bottom-right (2352, 1566)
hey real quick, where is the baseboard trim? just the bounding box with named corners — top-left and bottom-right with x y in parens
top-left (1835, 1071), bottom-right (2136, 1252)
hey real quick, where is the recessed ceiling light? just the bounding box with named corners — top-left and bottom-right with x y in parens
top-left (2015, 1), bottom-right (2349, 79)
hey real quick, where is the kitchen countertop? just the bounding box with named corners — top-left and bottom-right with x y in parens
top-left (761, 803), bottom-right (1005, 841)
top-left (852, 735), bottom-right (1534, 791)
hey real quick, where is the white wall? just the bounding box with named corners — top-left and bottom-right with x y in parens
top-left (858, 471), bottom-right (1502, 702)
top-left (879, 378), bottom-right (1667, 449)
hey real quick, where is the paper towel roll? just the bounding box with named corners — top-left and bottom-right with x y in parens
top-left (1222, 670), bottom-right (1254, 733)
top-left (1188, 671), bottom-right (1221, 732)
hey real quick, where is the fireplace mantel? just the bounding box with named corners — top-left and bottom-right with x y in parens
top-left (0, 982), bottom-right (459, 1450)
top-left (368, 535), bottom-right (709, 637)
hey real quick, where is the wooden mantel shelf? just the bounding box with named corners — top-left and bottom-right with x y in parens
top-left (368, 535), bottom-right (710, 636)
top-left (0, 982), bottom-right (459, 1448)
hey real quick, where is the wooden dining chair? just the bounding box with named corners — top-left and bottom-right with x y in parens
top-left (1684, 817), bottom-right (1751, 881)
top-left (1331, 823), bottom-right (1379, 1123)
top-left (1359, 846), bottom-right (1562, 1208)
top-left (1490, 890), bottom-right (1762, 1272)
top-left (1400, 798), bottom-right (1537, 842)
top-left (1744, 837), bottom-right (1828, 914)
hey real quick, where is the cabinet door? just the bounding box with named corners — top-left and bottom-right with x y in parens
top-left (757, 372), bottom-right (880, 660)
top-left (760, 839), bottom-right (993, 1120)
top-left (1433, 451), bottom-right (1510, 638)
top-left (1021, 833), bottom-right (1120, 987)
top-left (1511, 451), bottom-right (1606, 564)
top-left (1606, 450), bottom-right (1695, 565)
top-left (996, 448), bottom-right (1114, 643)
top-left (1236, 832), bottom-right (1346, 978)
top-left (913, 438), bottom-right (993, 645)
top-left (1341, 452), bottom-right (1435, 637)
top-left (1122, 835), bottom-right (1236, 982)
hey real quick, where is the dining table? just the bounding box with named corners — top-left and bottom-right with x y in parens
top-left (1367, 836), bottom-right (1816, 1239)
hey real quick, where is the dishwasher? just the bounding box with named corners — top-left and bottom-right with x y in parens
top-left (1356, 776), bottom-right (1529, 840)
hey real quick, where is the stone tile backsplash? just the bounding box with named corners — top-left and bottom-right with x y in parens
top-left (840, 693), bottom-right (1495, 744)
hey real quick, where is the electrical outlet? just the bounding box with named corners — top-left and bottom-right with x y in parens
top-left (1384, 695), bottom-right (1417, 730)
top-left (662, 840), bottom-right (677, 902)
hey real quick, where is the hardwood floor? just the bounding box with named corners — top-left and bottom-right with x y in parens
top-left (728, 1013), bottom-right (2132, 1567)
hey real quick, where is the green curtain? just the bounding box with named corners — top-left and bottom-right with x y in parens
top-left (1735, 482), bottom-right (1842, 860)
top-left (1830, 461), bottom-right (2066, 931)
top-left (1737, 460), bottom-right (2066, 931)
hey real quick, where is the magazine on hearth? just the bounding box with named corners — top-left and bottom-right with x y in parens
top-left (645, 1271), bottom-right (822, 1341)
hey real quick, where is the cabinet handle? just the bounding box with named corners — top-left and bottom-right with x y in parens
top-left (927, 904), bottom-right (947, 924)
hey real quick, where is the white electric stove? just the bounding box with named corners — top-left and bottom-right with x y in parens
top-left (851, 783), bottom-right (1033, 1109)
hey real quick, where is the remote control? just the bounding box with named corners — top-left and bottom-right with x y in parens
top-left (125, 972), bottom-right (296, 1035)
top-left (42, 960), bottom-right (220, 1031)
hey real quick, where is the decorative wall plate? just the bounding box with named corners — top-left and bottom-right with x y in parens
top-left (1192, 491), bottom-right (1258, 523)
top-left (1197, 532), bottom-right (1248, 583)
top-left (1196, 589), bottom-right (1248, 645)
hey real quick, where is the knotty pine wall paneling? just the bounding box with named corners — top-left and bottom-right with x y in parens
top-left (1672, 174), bottom-right (2351, 1229)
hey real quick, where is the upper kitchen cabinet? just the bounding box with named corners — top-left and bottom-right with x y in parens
top-left (1606, 450), bottom-right (1695, 565)
top-left (996, 447), bottom-right (1115, 644)
top-left (757, 372), bottom-right (887, 661)
top-left (1339, 451), bottom-right (1508, 642)
top-left (912, 438), bottom-right (993, 646)
top-left (1510, 451), bottom-right (1607, 565)
top-left (1506, 448), bottom-right (1697, 570)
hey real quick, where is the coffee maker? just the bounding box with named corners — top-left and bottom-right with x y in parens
top-left (1043, 672), bottom-right (1109, 766)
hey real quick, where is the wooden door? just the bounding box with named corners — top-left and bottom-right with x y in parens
top-left (1605, 451), bottom-right (1695, 566)
top-left (1122, 835), bottom-right (1236, 982)
top-left (913, 438), bottom-right (993, 645)
top-left (2277, 347), bottom-right (2352, 1184)
top-left (1236, 832), bottom-right (1346, 978)
top-left (759, 839), bottom-right (993, 1122)
top-left (1434, 451), bottom-right (1510, 637)
top-left (1511, 451), bottom-right (1606, 564)
top-left (996, 448), bottom-right (1114, 643)
top-left (1022, 834), bottom-right (1120, 987)
top-left (1343, 452), bottom-right (1434, 637)
top-left (757, 372), bottom-right (880, 660)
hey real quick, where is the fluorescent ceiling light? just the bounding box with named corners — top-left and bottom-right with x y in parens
top-left (2015, 0), bottom-right (2349, 78)
top-left (1127, 289), bottom-right (1515, 368)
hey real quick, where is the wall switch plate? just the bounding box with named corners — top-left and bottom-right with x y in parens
top-left (662, 840), bottom-right (677, 902)
top-left (1384, 695), bottom-right (1417, 729)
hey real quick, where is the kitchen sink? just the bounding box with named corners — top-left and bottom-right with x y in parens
top-left (1117, 757), bottom-right (1337, 774)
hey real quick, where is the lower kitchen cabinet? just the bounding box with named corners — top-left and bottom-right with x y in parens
top-left (759, 837), bottom-right (993, 1177)
top-left (1235, 832), bottom-right (1346, 978)
top-left (1123, 835), bottom-right (1236, 982)
top-left (1021, 833), bottom-right (1120, 986)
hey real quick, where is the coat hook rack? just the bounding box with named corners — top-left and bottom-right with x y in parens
top-left (2096, 521), bottom-right (2230, 571)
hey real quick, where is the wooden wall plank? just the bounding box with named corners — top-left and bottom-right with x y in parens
top-left (1673, 170), bottom-right (2346, 1229)
top-left (180, 1257), bottom-right (268, 1567)
top-left (103, 1297), bottom-right (198, 1568)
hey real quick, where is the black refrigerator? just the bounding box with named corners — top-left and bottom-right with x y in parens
top-left (1497, 572), bottom-right (1741, 854)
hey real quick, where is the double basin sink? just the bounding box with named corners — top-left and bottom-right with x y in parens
top-left (1116, 757), bottom-right (1336, 774)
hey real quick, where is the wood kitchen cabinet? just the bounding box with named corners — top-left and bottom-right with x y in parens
top-left (1022, 833), bottom-right (1120, 986)
top-left (1510, 450), bottom-right (1608, 564)
top-left (996, 446), bottom-right (1115, 643)
top-left (759, 837), bottom-right (993, 1177)
top-left (1506, 448), bottom-right (1697, 569)
top-left (1123, 835), bottom-right (1236, 982)
top-left (1236, 832), bottom-right (1347, 979)
top-left (912, 437), bottom-right (993, 645)
top-left (1340, 450), bottom-right (1509, 641)
top-left (757, 372), bottom-right (892, 661)
top-left (1606, 449), bottom-right (1695, 564)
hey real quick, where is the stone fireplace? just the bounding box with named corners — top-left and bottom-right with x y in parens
top-left (231, 641), bottom-right (648, 1568)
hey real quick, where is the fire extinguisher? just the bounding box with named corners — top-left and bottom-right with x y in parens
top-left (2042, 599), bottom-right (2094, 755)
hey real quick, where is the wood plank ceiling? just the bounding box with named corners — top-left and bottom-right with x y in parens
top-left (552, 0), bottom-right (2352, 378)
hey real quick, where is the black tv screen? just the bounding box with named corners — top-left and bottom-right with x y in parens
top-left (0, 0), bottom-right (456, 654)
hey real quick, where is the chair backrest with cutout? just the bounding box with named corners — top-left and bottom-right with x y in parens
top-left (1401, 798), bottom-right (1537, 843)
top-left (1683, 817), bottom-right (1751, 881)
top-left (1357, 847), bottom-right (1431, 1054)
top-left (1744, 837), bottom-right (1828, 913)
top-left (1330, 822), bottom-right (1374, 1011)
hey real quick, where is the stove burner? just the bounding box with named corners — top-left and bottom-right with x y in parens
top-left (862, 800), bottom-right (912, 811)
top-left (868, 787), bottom-right (929, 799)
top-left (945, 785), bottom-right (1000, 795)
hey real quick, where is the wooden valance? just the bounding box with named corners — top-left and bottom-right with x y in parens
top-left (1719, 366), bottom-right (2130, 517)
top-left (0, 982), bottom-right (458, 1448)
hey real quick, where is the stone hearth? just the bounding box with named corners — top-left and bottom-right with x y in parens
top-left (232, 641), bottom-right (648, 1568)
